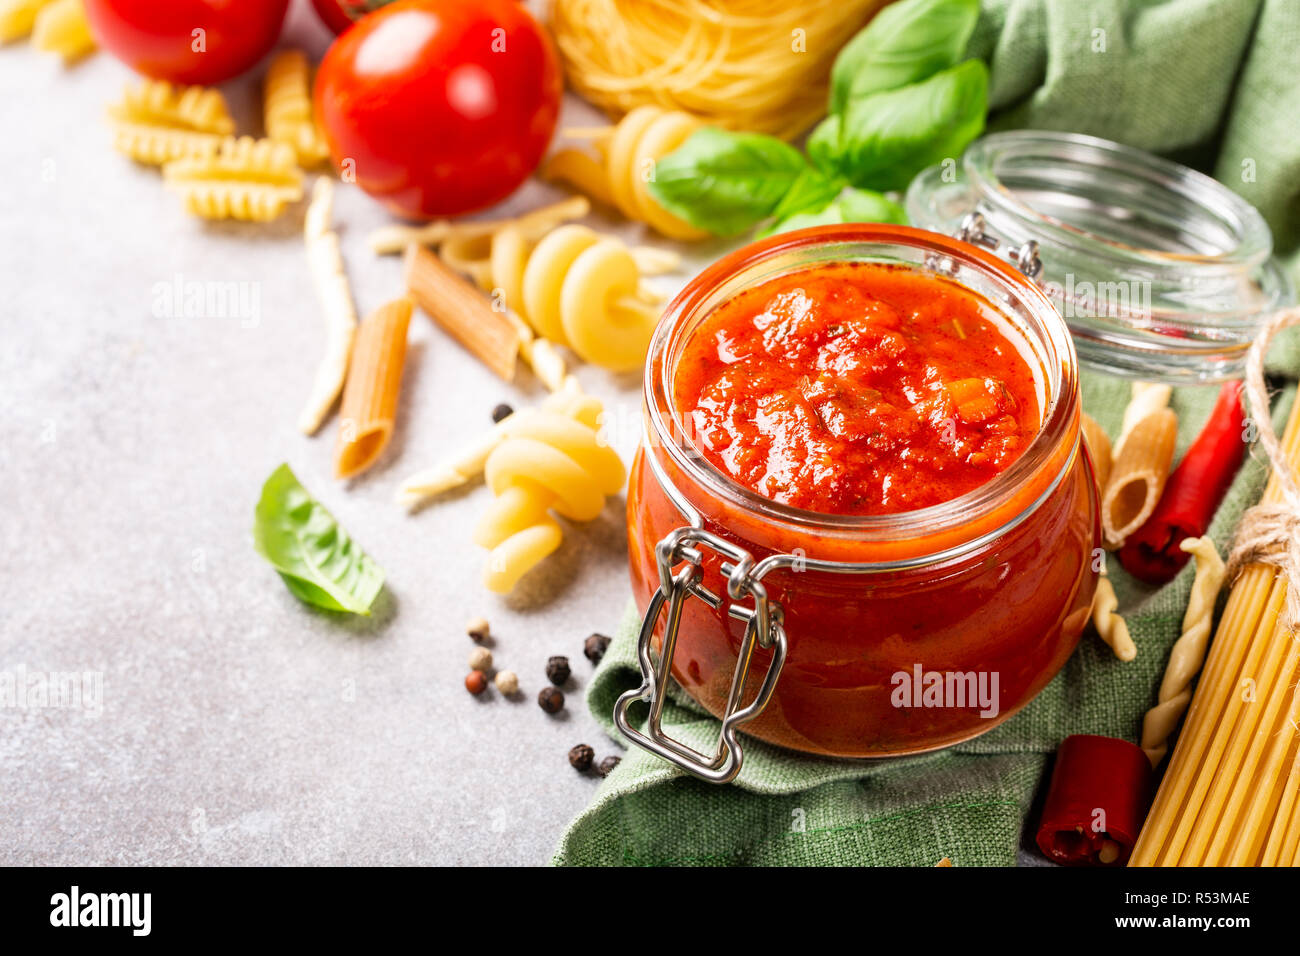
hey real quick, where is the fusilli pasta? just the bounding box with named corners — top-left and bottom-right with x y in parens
top-left (162, 137), bottom-right (303, 222)
top-left (264, 49), bottom-right (329, 167)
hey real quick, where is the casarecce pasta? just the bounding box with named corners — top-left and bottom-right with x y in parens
top-left (108, 78), bottom-right (234, 165)
top-left (543, 105), bottom-right (708, 240)
top-left (264, 49), bottom-right (329, 167)
top-left (474, 393), bottom-right (625, 592)
top-left (299, 178), bottom-right (358, 435)
top-left (446, 222), bottom-right (672, 372)
top-left (162, 136), bottom-right (303, 222)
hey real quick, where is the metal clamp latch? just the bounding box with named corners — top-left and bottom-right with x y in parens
top-left (951, 211), bottom-right (1044, 281)
top-left (613, 527), bottom-right (788, 784)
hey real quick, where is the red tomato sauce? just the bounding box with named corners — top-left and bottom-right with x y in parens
top-left (673, 262), bottom-right (1041, 516)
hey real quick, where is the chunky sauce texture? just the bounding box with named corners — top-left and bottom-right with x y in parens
top-left (674, 262), bottom-right (1041, 516)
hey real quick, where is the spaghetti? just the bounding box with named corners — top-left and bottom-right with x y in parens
top-left (549, 0), bottom-right (888, 140)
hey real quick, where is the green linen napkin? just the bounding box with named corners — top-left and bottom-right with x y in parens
top-left (553, 0), bottom-right (1300, 866)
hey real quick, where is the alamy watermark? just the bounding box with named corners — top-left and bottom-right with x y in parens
top-left (0, 664), bottom-right (102, 718)
top-left (151, 273), bottom-right (261, 328)
top-left (891, 664), bottom-right (1000, 718)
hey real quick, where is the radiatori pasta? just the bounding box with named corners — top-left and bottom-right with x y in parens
top-left (474, 396), bottom-right (625, 592)
top-left (264, 49), bottom-right (329, 167)
top-left (162, 136), bottom-right (303, 222)
top-left (544, 106), bottom-right (707, 240)
top-left (108, 79), bottom-right (233, 165)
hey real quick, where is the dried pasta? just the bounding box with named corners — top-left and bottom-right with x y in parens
top-left (264, 49), bottom-right (329, 167)
top-left (474, 397), bottom-right (625, 592)
top-left (396, 379), bottom-right (595, 509)
top-left (465, 222), bottom-right (667, 372)
top-left (543, 106), bottom-right (708, 240)
top-left (162, 136), bottom-right (303, 222)
top-left (29, 0), bottom-right (92, 61)
top-left (0, 0), bottom-right (55, 42)
top-left (1140, 536), bottom-right (1226, 767)
top-left (299, 179), bottom-right (358, 435)
top-left (1080, 412), bottom-right (1113, 493)
top-left (1091, 567), bottom-right (1135, 662)
top-left (1117, 382), bottom-right (1172, 447)
top-left (108, 79), bottom-right (233, 165)
top-left (335, 298), bottom-right (413, 480)
top-left (1101, 408), bottom-right (1177, 547)
top-left (368, 196), bottom-right (590, 257)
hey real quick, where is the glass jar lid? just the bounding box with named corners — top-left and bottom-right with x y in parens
top-left (906, 130), bottom-right (1294, 383)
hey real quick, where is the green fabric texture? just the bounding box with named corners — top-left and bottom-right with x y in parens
top-left (553, 0), bottom-right (1300, 866)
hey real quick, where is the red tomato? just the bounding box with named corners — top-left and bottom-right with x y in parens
top-left (310, 0), bottom-right (398, 35)
top-left (315, 0), bottom-right (562, 219)
top-left (83, 0), bottom-right (290, 84)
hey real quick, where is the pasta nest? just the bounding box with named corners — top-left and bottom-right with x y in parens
top-left (474, 390), bottom-right (625, 593)
top-left (163, 136), bottom-right (304, 222)
top-left (544, 105), bottom-right (707, 241)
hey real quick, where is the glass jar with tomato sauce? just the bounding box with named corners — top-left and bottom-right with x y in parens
top-left (617, 224), bottom-right (1100, 782)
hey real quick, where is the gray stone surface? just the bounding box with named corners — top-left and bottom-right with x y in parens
top-left (0, 1), bottom-right (706, 866)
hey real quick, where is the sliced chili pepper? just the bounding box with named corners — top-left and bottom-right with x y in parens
top-left (1035, 734), bottom-right (1153, 867)
top-left (1117, 381), bottom-right (1245, 585)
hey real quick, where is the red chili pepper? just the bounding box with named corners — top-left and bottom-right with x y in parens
top-left (1035, 735), bottom-right (1153, 866)
top-left (1117, 380), bottom-right (1246, 585)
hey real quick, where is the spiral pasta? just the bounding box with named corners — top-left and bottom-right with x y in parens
top-left (443, 222), bottom-right (667, 372)
top-left (163, 136), bottom-right (303, 222)
top-left (264, 49), bottom-right (329, 167)
top-left (475, 394), bottom-right (625, 593)
top-left (1092, 566), bottom-right (1135, 662)
top-left (544, 106), bottom-right (708, 240)
top-left (108, 79), bottom-right (234, 165)
top-left (1140, 537), bottom-right (1226, 766)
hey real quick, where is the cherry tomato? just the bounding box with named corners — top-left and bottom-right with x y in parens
top-left (83, 0), bottom-right (290, 85)
top-left (310, 0), bottom-right (398, 34)
top-left (315, 0), bottom-right (562, 219)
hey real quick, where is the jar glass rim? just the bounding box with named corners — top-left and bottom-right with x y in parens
top-left (644, 223), bottom-right (1081, 548)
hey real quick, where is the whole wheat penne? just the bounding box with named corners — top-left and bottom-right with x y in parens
top-left (1102, 407), bottom-right (1177, 547)
top-left (335, 298), bottom-right (413, 480)
top-left (1080, 413), bottom-right (1113, 493)
top-left (405, 244), bottom-right (520, 381)
top-left (368, 196), bottom-right (590, 255)
top-left (299, 178), bottom-right (358, 435)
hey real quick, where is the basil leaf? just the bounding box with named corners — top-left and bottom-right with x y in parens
top-left (253, 464), bottom-right (385, 615)
top-left (830, 0), bottom-right (981, 115)
top-left (768, 166), bottom-right (846, 222)
top-left (820, 59), bottom-right (987, 193)
top-left (759, 189), bottom-right (907, 238)
top-left (647, 127), bottom-right (812, 236)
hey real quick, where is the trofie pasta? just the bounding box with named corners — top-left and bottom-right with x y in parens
top-left (299, 179), bottom-right (358, 436)
top-left (264, 49), bottom-right (329, 167)
top-left (1140, 536), bottom-right (1225, 766)
top-left (1130, 402), bottom-right (1300, 867)
top-left (335, 298), bottom-right (413, 480)
top-left (108, 79), bottom-right (233, 165)
top-left (162, 136), bottom-right (303, 221)
top-left (549, 0), bottom-right (888, 140)
top-left (29, 0), bottom-right (92, 62)
top-left (475, 398), bottom-right (625, 592)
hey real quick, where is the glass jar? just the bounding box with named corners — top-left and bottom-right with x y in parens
top-left (617, 224), bottom-right (1099, 783)
top-left (907, 131), bottom-right (1294, 383)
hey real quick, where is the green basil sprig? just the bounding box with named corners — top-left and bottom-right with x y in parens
top-left (647, 0), bottom-right (987, 237)
top-left (254, 464), bottom-right (385, 615)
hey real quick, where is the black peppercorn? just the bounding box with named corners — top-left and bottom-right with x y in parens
top-left (538, 686), bottom-right (565, 714)
top-left (546, 655), bottom-right (571, 685)
top-left (568, 744), bottom-right (595, 771)
top-left (491, 403), bottom-right (514, 424)
top-left (583, 632), bottom-right (611, 665)
top-left (597, 755), bottom-right (621, 777)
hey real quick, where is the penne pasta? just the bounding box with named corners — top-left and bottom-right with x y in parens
top-left (1080, 412), bottom-right (1113, 493)
top-left (299, 179), bottom-right (358, 435)
top-left (1117, 382), bottom-right (1172, 451)
top-left (335, 298), bottom-right (412, 480)
top-left (404, 244), bottom-right (520, 382)
top-left (1101, 407), bottom-right (1177, 547)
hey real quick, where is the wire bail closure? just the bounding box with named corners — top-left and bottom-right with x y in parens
top-left (613, 526), bottom-right (788, 784)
